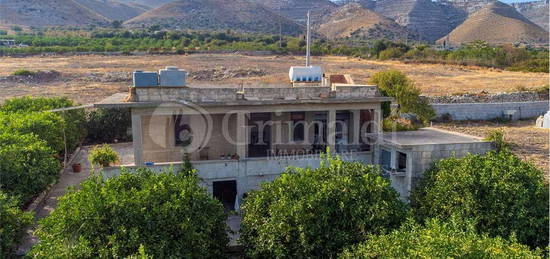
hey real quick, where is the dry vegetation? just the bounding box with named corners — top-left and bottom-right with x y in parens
top-left (434, 119), bottom-right (549, 176)
top-left (0, 54), bottom-right (547, 104)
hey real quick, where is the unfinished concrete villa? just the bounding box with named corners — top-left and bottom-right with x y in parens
top-left (96, 58), bottom-right (493, 208)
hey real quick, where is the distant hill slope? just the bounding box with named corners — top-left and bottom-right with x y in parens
top-left (512, 0), bottom-right (549, 31)
top-left (373, 0), bottom-right (458, 42)
top-left (125, 0), bottom-right (304, 35)
top-left (113, 0), bottom-right (173, 8)
top-left (437, 1), bottom-right (549, 45)
top-left (247, 0), bottom-right (337, 22)
top-left (332, 0), bottom-right (376, 9)
top-left (319, 3), bottom-right (416, 41)
top-left (74, 0), bottom-right (149, 21)
top-left (0, 0), bottom-right (109, 27)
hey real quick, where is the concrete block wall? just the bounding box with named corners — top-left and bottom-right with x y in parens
top-left (432, 101), bottom-right (548, 121)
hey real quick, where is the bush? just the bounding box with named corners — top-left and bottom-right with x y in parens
top-left (378, 47), bottom-right (405, 60)
top-left (0, 111), bottom-right (66, 154)
top-left (484, 128), bottom-right (509, 151)
top-left (88, 144), bottom-right (119, 167)
top-left (240, 154), bottom-right (407, 258)
top-left (508, 59), bottom-right (549, 73)
top-left (340, 218), bottom-right (542, 258)
top-left (85, 108), bottom-right (131, 144)
top-left (369, 70), bottom-right (435, 122)
top-left (411, 151), bottom-right (549, 249)
top-left (0, 133), bottom-right (60, 205)
top-left (382, 116), bottom-right (419, 132)
top-left (11, 69), bottom-right (35, 76)
top-left (0, 191), bottom-right (34, 257)
top-left (29, 169), bottom-right (228, 258)
top-left (1, 96), bottom-right (86, 152)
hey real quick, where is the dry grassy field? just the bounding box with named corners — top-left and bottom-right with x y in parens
top-left (434, 119), bottom-right (549, 176)
top-left (0, 54), bottom-right (547, 104)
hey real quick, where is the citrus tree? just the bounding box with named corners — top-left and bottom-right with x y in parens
top-left (29, 168), bottom-right (228, 258)
top-left (340, 218), bottom-right (542, 258)
top-left (240, 154), bottom-right (407, 258)
top-left (411, 150), bottom-right (549, 249)
top-left (0, 191), bottom-right (33, 257)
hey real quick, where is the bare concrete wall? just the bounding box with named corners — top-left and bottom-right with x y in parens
top-left (432, 101), bottom-right (548, 121)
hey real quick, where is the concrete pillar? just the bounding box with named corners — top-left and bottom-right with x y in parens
top-left (236, 112), bottom-right (247, 159)
top-left (373, 108), bottom-right (382, 164)
top-left (327, 109), bottom-right (336, 152)
top-left (351, 110), bottom-right (360, 146)
top-left (131, 112), bottom-right (144, 166)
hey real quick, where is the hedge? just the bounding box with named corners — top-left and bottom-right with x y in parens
top-left (0, 191), bottom-right (34, 257)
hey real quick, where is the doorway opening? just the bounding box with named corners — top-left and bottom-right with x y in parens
top-left (213, 180), bottom-right (237, 211)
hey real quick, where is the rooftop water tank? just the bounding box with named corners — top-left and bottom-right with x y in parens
top-left (133, 70), bottom-right (158, 87)
top-left (159, 66), bottom-right (187, 87)
top-left (289, 66), bottom-right (323, 82)
top-left (543, 111), bottom-right (550, 128)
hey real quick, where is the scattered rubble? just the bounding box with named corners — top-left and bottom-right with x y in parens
top-left (80, 72), bottom-right (132, 83)
top-left (0, 70), bottom-right (61, 84)
top-left (191, 67), bottom-right (266, 81)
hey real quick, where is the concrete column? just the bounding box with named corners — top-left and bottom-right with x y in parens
top-left (327, 109), bottom-right (336, 152)
top-left (372, 108), bottom-right (382, 164)
top-left (351, 110), bottom-right (360, 146)
top-left (131, 112), bottom-right (144, 166)
top-left (236, 112), bottom-right (247, 159)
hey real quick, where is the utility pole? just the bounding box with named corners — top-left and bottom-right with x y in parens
top-left (306, 10), bottom-right (311, 67)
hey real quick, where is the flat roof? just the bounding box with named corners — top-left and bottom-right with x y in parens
top-left (382, 128), bottom-right (487, 146)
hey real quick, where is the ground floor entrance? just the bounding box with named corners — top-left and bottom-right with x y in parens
top-left (213, 180), bottom-right (237, 211)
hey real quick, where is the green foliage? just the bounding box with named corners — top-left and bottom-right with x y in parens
top-left (484, 129), bottom-right (509, 151)
top-left (0, 111), bottom-right (66, 154)
top-left (11, 69), bottom-right (35, 76)
top-left (382, 117), bottom-right (418, 132)
top-left (85, 108), bottom-right (131, 144)
top-left (0, 133), bottom-right (60, 205)
top-left (10, 26), bottom-right (22, 32)
top-left (508, 59), bottom-right (549, 73)
top-left (0, 30), bottom-right (7, 36)
top-left (411, 150), bottom-right (549, 249)
top-left (88, 144), bottom-right (119, 167)
top-left (340, 218), bottom-right (543, 258)
top-left (378, 47), bottom-right (406, 60)
top-left (29, 169), bottom-right (228, 258)
top-left (0, 191), bottom-right (34, 257)
top-left (240, 154), bottom-right (407, 258)
top-left (369, 70), bottom-right (435, 122)
top-left (1, 96), bottom-right (87, 151)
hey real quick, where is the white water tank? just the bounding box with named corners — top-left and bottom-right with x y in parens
top-left (289, 66), bottom-right (323, 82)
top-left (159, 66), bottom-right (187, 87)
top-left (543, 111), bottom-right (550, 128)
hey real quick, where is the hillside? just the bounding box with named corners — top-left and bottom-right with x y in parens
top-left (438, 1), bottom-right (549, 45)
top-left (114, 0), bottom-right (173, 8)
top-left (0, 0), bottom-right (109, 27)
top-left (512, 0), bottom-right (549, 31)
top-left (333, 0), bottom-right (376, 9)
top-left (74, 0), bottom-right (149, 21)
top-left (125, 0), bottom-right (304, 35)
top-left (373, 0), bottom-right (457, 42)
top-left (319, 3), bottom-right (415, 41)
top-left (246, 0), bottom-right (337, 22)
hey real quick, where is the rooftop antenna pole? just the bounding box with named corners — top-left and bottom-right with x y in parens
top-left (306, 10), bottom-right (311, 67)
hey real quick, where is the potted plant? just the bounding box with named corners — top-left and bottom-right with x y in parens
top-left (89, 144), bottom-right (119, 169)
top-left (72, 163), bottom-right (82, 173)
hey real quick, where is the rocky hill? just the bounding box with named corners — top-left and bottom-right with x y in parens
top-left (247, 0), bottom-right (337, 22)
top-left (0, 0), bottom-right (110, 27)
top-left (333, 0), bottom-right (376, 9)
top-left (125, 0), bottom-right (304, 35)
top-left (319, 3), bottom-right (416, 41)
top-left (437, 1), bottom-right (549, 45)
top-left (114, 0), bottom-right (174, 8)
top-left (374, 0), bottom-right (458, 42)
top-left (512, 0), bottom-right (549, 31)
top-left (74, 0), bottom-right (149, 21)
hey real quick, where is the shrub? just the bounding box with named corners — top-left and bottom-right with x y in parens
top-left (369, 70), bottom-right (435, 122)
top-left (88, 144), bottom-right (119, 167)
top-left (0, 191), bottom-right (34, 257)
top-left (508, 59), bottom-right (549, 73)
top-left (85, 108), bottom-right (131, 144)
top-left (382, 116), bottom-right (419, 132)
top-left (378, 47), bottom-right (405, 60)
top-left (0, 111), bottom-right (66, 154)
top-left (11, 69), bottom-right (35, 76)
top-left (0, 133), bottom-right (60, 205)
top-left (411, 151), bottom-right (549, 249)
top-left (240, 154), bottom-right (407, 258)
top-left (340, 218), bottom-right (542, 258)
top-left (1, 96), bottom-right (86, 152)
top-left (484, 128), bottom-right (509, 151)
top-left (29, 169), bottom-right (228, 258)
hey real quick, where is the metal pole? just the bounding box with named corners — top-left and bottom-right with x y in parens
top-left (306, 10), bottom-right (311, 67)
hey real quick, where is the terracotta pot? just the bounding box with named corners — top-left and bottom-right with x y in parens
top-left (72, 163), bottom-right (82, 173)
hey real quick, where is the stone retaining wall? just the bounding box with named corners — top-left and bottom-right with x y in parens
top-left (426, 91), bottom-right (548, 104)
top-left (432, 101), bottom-right (548, 121)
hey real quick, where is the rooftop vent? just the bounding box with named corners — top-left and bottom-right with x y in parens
top-left (159, 66), bottom-right (187, 87)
